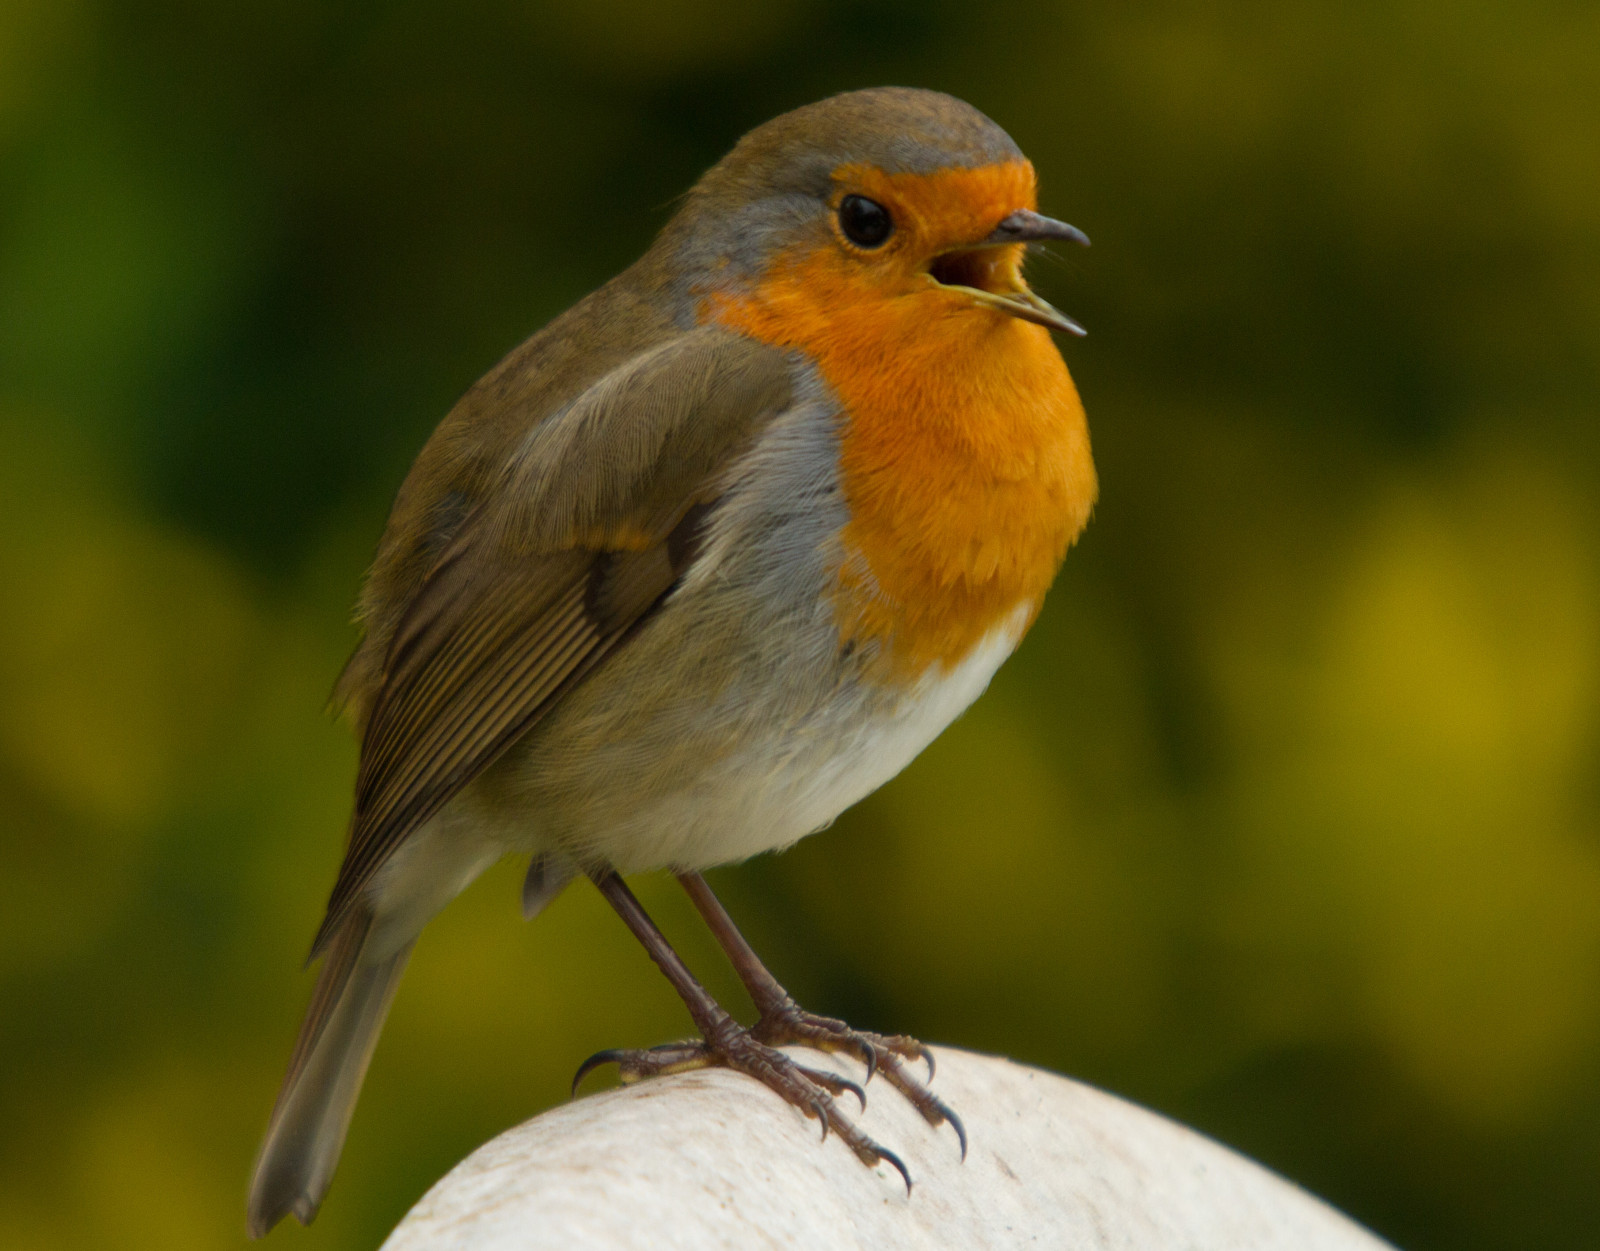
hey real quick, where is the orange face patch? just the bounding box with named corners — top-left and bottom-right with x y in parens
top-left (706, 160), bottom-right (1096, 679)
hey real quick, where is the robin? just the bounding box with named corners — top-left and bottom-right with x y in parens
top-left (247, 86), bottom-right (1095, 1237)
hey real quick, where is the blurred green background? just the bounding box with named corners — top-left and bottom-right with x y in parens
top-left (3, 1), bottom-right (1599, 1247)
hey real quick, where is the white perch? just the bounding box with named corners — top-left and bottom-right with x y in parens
top-left (383, 1046), bottom-right (1395, 1250)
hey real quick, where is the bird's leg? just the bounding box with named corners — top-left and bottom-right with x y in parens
top-left (575, 866), bottom-right (911, 1189)
top-left (676, 871), bottom-right (966, 1159)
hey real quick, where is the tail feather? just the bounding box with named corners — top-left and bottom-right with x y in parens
top-left (248, 909), bottom-right (413, 1239)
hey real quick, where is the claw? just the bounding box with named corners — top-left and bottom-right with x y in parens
top-left (945, 1104), bottom-right (969, 1161)
top-left (797, 1065), bottom-right (867, 1111)
top-left (876, 1145), bottom-right (913, 1195)
top-left (858, 1039), bottom-right (878, 1085)
top-left (571, 1049), bottom-right (626, 1096)
top-left (811, 1098), bottom-right (829, 1141)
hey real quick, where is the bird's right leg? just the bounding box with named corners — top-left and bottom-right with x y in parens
top-left (574, 865), bottom-right (911, 1189)
top-left (676, 871), bottom-right (965, 1159)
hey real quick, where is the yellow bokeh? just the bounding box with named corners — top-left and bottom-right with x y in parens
top-left (1215, 445), bottom-right (1600, 1123)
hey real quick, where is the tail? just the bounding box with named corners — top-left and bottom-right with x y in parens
top-left (247, 908), bottom-right (413, 1238)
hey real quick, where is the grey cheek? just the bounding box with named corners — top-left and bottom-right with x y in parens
top-left (679, 196), bottom-right (832, 292)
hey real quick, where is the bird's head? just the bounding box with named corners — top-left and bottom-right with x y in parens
top-left (663, 87), bottom-right (1088, 338)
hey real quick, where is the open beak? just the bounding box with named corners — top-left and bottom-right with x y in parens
top-left (983, 209), bottom-right (1091, 249)
top-left (926, 209), bottom-right (1090, 336)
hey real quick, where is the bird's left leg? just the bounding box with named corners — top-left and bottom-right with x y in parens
top-left (575, 866), bottom-right (912, 1188)
top-left (676, 871), bottom-right (966, 1158)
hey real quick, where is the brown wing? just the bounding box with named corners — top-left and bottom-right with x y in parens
top-left (310, 329), bottom-right (792, 955)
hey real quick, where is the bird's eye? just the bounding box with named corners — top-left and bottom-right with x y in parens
top-left (838, 195), bottom-right (892, 248)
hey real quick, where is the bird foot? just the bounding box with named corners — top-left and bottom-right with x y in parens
top-left (751, 1001), bottom-right (967, 1160)
top-left (571, 1020), bottom-right (911, 1190)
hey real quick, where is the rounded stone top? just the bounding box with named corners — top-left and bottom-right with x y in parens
top-left (382, 1047), bottom-right (1394, 1250)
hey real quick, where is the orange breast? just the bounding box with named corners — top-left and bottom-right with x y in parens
top-left (707, 173), bottom-right (1096, 680)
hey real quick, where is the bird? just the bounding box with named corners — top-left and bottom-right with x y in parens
top-left (247, 85), bottom-right (1096, 1238)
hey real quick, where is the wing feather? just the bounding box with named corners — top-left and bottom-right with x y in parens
top-left (309, 330), bottom-right (792, 955)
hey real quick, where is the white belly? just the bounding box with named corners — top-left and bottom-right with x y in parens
top-left (608, 603), bottom-right (1031, 871)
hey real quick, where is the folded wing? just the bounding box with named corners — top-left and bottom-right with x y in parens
top-left (312, 327), bottom-right (793, 954)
